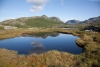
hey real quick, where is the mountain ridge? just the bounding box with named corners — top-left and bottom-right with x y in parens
top-left (66, 20), bottom-right (82, 24)
top-left (0, 15), bottom-right (64, 28)
top-left (66, 16), bottom-right (100, 25)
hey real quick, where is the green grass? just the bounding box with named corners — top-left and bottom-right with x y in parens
top-left (25, 17), bottom-right (63, 28)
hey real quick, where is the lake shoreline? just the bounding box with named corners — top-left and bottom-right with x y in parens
top-left (0, 28), bottom-right (100, 67)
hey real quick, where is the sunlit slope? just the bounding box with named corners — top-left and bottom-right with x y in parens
top-left (0, 15), bottom-right (64, 28)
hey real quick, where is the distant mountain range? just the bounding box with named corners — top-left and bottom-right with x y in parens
top-left (82, 16), bottom-right (100, 24)
top-left (0, 15), bottom-right (100, 28)
top-left (0, 15), bottom-right (64, 28)
top-left (66, 16), bottom-right (100, 25)
top-left (66, 20), bottom-right (82, 24)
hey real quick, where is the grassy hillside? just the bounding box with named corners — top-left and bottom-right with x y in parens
top-left (0, 16), bottom-right (64, 28)
top-left (25, 17), bottom-right (63, 28)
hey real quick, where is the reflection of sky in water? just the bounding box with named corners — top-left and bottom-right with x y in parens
top-left (0, 33), bottom-right (82, 54)
top-left (28, 41), bottom-right (45, 54)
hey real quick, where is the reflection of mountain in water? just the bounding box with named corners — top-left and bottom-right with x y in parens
top-left (23, 32), bottom-right (59, 39)
top-left (28, 41), bottom-right (46, 54)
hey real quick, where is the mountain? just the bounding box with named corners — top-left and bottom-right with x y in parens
top-left (66, 20), bottom-right (82, 24)
top-left (66, 16), bottom-right (100, 25)
top-left (80, 16), bottom-right (100, 28)
top-left (0, 15), bottom-right (64, 28)
top-left (49, 17), bottom-right (61, 22)
top-left (82, 16), bottom-right (100, 24)
top-left (41, 15), bottom-right (48, 19)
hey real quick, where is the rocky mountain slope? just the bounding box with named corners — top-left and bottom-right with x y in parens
top-left (82, 16), bottom-right (100, 23)
top-left (66, 16), bottom-right (100, 25)
top-left (0, 15), bottom-right (64, 28)
top-left (66, 20), bottom-right (82, 24)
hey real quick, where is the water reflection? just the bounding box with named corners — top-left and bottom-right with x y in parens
top-left (28, 41), bottom-right (46, 54)
top-left (22, 32), bottom-right (60, 39)
top-left (0, 33), bottom-right (82, 54)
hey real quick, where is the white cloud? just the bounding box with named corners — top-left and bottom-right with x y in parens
top-left (60, 0), bottom-right (64, 6)
top-left (26, 0), bottom-right (48, 12)
top-left (27, 0), bottom-right (48, 5)
top-left (30, 5), bottom-right (43, 12)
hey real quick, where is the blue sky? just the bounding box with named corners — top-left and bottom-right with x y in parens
top-left (0, 0), bottom-right (100, 22)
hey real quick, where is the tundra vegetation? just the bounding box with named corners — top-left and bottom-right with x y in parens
top-left (0, 15), bottom-right (100, 67)
top-left (0, 28), bottom-right (100, 67)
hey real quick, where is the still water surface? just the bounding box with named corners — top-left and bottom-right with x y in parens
top-left (0, 33), bottom-right (82, 54)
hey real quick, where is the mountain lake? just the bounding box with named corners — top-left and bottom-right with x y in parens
top-left (0, 33), bottom-right (82, 55)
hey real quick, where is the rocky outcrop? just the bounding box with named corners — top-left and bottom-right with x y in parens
top-left (49, 17), bottom-right (62, 22)
top-left (41, 15), bottom-right (48, 19)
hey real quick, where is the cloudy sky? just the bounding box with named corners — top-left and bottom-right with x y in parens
top-left (0, 0), bottom-right (100, 22)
